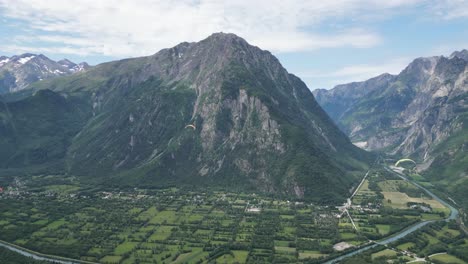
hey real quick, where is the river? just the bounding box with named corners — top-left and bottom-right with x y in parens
top-left (0, 167), bottom-right (459, 264)
top-left (324, 167), bottom-right (459, 263)
top-left (0, 239), bottom-right (80, 263)
top-left (390, 168), bottom-right (458, 220)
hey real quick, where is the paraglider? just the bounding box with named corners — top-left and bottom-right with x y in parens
top-left (395, 158), bottom-right (416, 167)
top-left (185, 124), bottom-right (196, 130)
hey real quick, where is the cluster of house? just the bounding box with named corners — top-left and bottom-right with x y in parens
top-left (409, 203), bottom-right (432, 212)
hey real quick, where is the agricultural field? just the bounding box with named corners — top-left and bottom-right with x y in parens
top-left (339, 166), bottom-right (468, 264)
top-left (347, 169), bottom-right (450, 241)
top-left (0, 175), bottom-right (358, 263)
top-left (0, 169), bottom-right (461, 264)
top-left (388, 221), bottom-right (468, 263)
top-left (430, 253), bottom-right (466, 264)
top-left (341, 220), bottom-right (468, 263)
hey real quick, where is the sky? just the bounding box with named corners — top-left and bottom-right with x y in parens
top-left (0, 0), bottom-right (467, 90)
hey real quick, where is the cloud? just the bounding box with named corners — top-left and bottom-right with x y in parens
top-left (0, 44), bottom-right (99, 56)
top-left (430, 42), bottom-right (468, 56)
top-left (430, 0), bottom-right (468, 19)
top-left (251, 29), bottom-right (381, 53)
top-left (0, 0), bottom-right (424, 57)
top-left (298, 57), bottom-right (412, 88)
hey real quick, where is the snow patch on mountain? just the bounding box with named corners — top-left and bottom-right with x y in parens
top-left (0, 57), bottom-right (10, 66)
top-left (18, 55), bottom-right (35, 64)
top-left (0, 53), bottom-right (91, 93)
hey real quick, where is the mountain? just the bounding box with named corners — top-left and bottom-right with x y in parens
top-left (0, 90), bottom-right (91, 171)
top-left (313, 73), bottom-right (396, 134)
top-left (57, 59), bottom-right (91, 73)
top-left (450, 49), bottom-right (468, 61)
top-left (313, 50), bottom-right (467, 210)
top-left (0, 54), bottom-right (90, 94)
top-left (314, 51), bottom-right (467, 158)
top-left (0, 33), bottom-right (371, 203)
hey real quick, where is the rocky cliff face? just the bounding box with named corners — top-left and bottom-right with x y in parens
top-left (450, 49), bottom-right (468, 61)
top-left (0, 54), bottom-right (90, 94)
top-left (314, 50), bottom-right (468, 216)
top-left (314, 51), bottom-right (467, 163)
top-left (313, 73), bottom-right (396, 132)
top-left (2, 33), bottom-right (371, 203)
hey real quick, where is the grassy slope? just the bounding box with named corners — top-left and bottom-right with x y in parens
top-left (424, 124), bottom-right (468, 220)
top-left (0, 89), bottom-right (91, 175)
top-left (0, 49), bottom-right (371, 203)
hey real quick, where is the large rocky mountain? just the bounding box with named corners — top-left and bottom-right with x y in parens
top-left (313, 49), bottom-right (467, 208)
top-left (0, 53), bottom-right (90, 94)
top-left (0, 33), bottom-right (371, 203)
top-left (314, 50), bottom-right (467, 159)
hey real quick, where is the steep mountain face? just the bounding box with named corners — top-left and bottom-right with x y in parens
top-left (313, 50), bottom-right (467, 209)
top-left (0, 90), bottom-right (91, 170)
top-left (2, 33), bottom-right (371, 203)
top-left (451, 49), bottom-right (468, 61)
top-left (313, 73), bottom-right (396, 132)
top-left (57, 59), bottom-right (91, 73)
top-left (0, 54), bottom-right (90, 94)
top-left (314, 51), bottom-right (467, 159)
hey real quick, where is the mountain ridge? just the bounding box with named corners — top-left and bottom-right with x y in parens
top-left (1, 33), bottom-right (372, 203)
top-left (313, 49), bottom-right (467, 210)
top-left (313, 51), bottom-right (467, 157)
top-left (0, 53), bottom-right (90, 94)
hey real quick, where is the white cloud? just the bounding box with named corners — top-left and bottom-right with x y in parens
top-left (0, 44), bottom-right (99, 56)
top-left (431, 0), bottom-right (468, 19)
top-left (0, 0), bottom-right (424, 57)
top-left (251, 29), bottom-right (381, 53)
top-left (331, 58), bottom-right (410, 78)
top-left (298, 57), bottom-right (412, 88)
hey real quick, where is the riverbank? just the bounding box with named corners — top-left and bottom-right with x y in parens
top-left (0, 239), bottom-right (97, 264)
top-left (324, 167), bottom-right (460, 263)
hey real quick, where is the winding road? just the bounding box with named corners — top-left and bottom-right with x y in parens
top-left (0, 166), bottom-right (459, 264)
top-left (325, 166), bottom-right (460, 264)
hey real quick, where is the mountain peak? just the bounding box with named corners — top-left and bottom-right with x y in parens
top-left (314, 49), bottom-right (467, 157)
top-left (16, 33), bottom-right (370, 202)
top-left (58, 58), bottom-right (76, 66)
top-left (145, 32), bottom-right (280, 98)
top-left (0, 56), bottom-right (9, 66)
top-left (17, 53), bottom-right (37, 58)
top-left (0, 53), bottom-right (90, 93)
top-left (78, 61), bottom-right (90, 67)
top-left (206, 32), bottom-right (246, 41)
top-left (200, 32), bottom-right (253, 52)
top-left (10, 53), bottom-right (37, 64)
top-left (450, 49), bottom-right (468, 61)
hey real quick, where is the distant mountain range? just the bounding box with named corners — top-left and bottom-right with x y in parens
top-left (0, 33), bottom-right (371, 203)
top-left (0, 53), bottom-right (90, 94)
top-left (314, 49), bottom-right (467, 212)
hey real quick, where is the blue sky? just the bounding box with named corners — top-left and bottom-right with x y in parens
top-left (0, 0), bottom-right (467, 89)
